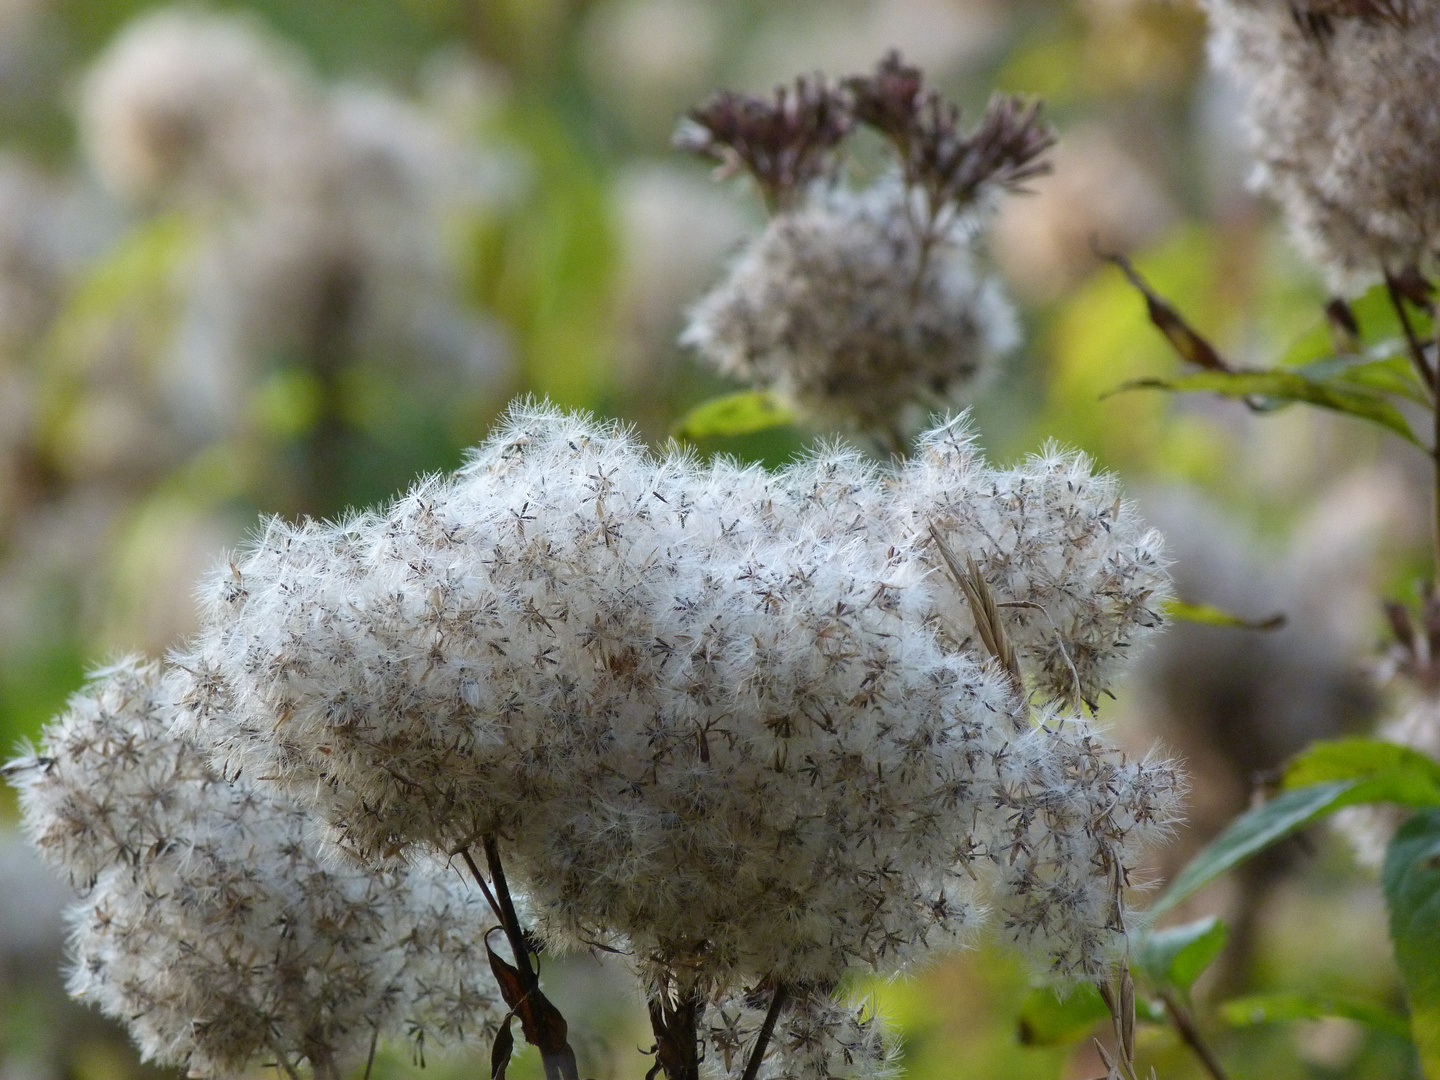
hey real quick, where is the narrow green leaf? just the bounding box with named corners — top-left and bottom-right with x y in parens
top-left (1149, 782), bottom-right (1357, 919)
top-left (671, 391), bottom-right (795, 441)
top-left (1107, 369), bottom-right (1420, 446)
top-left (1163, 598), bottom-right (1284, 631)
top-left (1016, 983), bottom-right (1110, 1046)
top-left (1384, 809), bottom-right (1440, 1076)
top-left (1153, 749), bottom-right (1440, 920)
top-left (1295, 353), bottom-right (1428, 403)
top-left (1285, 739), bottom-right (1440, 798)
top-left (1220, 992), bottom-right (1412, 1040)
top-left (1137, 917), bottom-right (1228, 993)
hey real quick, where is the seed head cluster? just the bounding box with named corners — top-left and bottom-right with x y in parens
top-left (173, 402), bottom-right (1179, 996)
top-left (8, 658), bottom-right (500, 1079)
top-left (705, 986), bottom-right (893, 1080)
top-left (680, 55), bottom-right (1050, 442)
top-left (681, 186), bottom-right (1018, 441)
top-left (1202, 0), bottom-right (1440, 289)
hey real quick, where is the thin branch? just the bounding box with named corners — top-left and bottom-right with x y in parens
top-left (362, 1028), bottom-right (379, 1080)
top-left (1158, 988), bottom-right (1232, 1080)
top-left (482, 835), bottom-right (536, 982)
top-left (458, 846), bottom-right (506, 926)
top-left (739, 983), bottom-right (790, 1080)
top-left (1384, 271), bottom-right (1435, 392)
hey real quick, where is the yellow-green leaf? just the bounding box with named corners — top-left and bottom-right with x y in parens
top-left (1284, 739), bottom-right (1440, 798)
top-left (1107, 368), bottom-right (1420, 446)
top-left (672, 391), bottom-right (795, 441)
top-left (1163, 598), bottom-right (1284, 631)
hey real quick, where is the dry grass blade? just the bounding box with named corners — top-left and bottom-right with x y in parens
top-left (928, 524), bottom-right (1025, 699)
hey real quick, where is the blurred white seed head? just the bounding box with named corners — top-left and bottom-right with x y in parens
top-left (8, 657), bottom-right (500, 1077)
top-left (174, 402), bottom-right (1178, 989)
top-left (1202, 0), bottom-right (1440, 290)
top-left (682, 186), bottom-right (1017, 440)
top-left (75, 6), bottom-right (511, 446)
top-left (80, 8), bottom-right (323, 206)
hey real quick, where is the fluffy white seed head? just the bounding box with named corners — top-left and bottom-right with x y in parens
top-left (79, 8), bottom-right (324, 205)
top-left (705, 987), bottom-right (896, 1080)
top-left (1202, 0), bottom-right (1440, 290)
top-left (897, 421), bottom-right (1170, 709)
top-left (8, 658), bottom-right (500, 1077)
top-left (175, 402), bottom-right (1178, 990)
top-left (682, 187), bottom-right (1017, 440)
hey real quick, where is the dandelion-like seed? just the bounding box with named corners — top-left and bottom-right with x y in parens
top-left (8, 658), bottom-right (500, 1079)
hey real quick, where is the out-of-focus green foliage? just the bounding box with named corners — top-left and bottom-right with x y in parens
top-left (1384, 809), bottom-right (1440, 1078)
top-left (0, 1), bottom-right (1433, 1079)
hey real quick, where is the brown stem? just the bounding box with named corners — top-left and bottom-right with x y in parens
top-left (1385, 271), bottom-right (1435, 393)
top-left (739, 983), bottom-right (789, 1080)
top-left (1159, 988), bottom-right (1232, 1080)
top-left (308, 1048), bottom-right (342, 1080)
top-left (458, 846), bottom-right (507, 926)
top-left (647, 988), bottom-right (706, 1080)
top-left (362, 1027), bottom-right (379, 1080)
top-left (482, 835), bottom-right (537, 983)
top-left (299, 255), bottom-right (363, 518)
top-left (472, 839), bottom-right (580, 1080)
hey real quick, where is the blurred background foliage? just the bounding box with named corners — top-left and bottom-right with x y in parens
top-left (0, 0), bottom-right (1427, 1078)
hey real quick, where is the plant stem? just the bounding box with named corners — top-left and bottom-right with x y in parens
top-left (1385, 272), bottom-right (1435, 392)
top-left (1433, 387), bottom-right (1440, 575)
top-left (468, 840), bottom-right (580, 1080)
top-left (647, 988), bottom-right (706, 1080)
top-left (482, 835), bottom-right (536, 982)
top-left (739, 982), bottom-right (789, 1080)
top-left (1158, 988), bottom-right (1232, 1080)
top-left (458, 846), bottom-right (506, 926)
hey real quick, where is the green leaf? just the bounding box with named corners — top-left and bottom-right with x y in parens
top-left (1149, 782), bottom-right (1357, 919)
top-left (1293, 353), bottom-right (1428, 405)
top-left (1284, 739), bottom-right (1440, 798)
top-left (1016, 983), bottom-right (1110, 1046)
top-left (1162, 598), bottom-right (1284, 631)
top-left (1106, 369), bottom-right (1420, 446)
top-left (671, 391), bottom-right (795, 441)
top-left (1137, 917), bottom-right (1228, 993)
top-left (1152, 747), bottom-right (1440, 920)
top-left (1385, 808), bottom-right (1440, 1076)
top-left (1220, 992), bottom-right (1411, 1040)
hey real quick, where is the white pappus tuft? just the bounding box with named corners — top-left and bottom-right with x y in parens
top-left (7, 657), bottom-right (501, 1079)
top-left (173, 402), bottom-right (1179, 993)
top-left (1202, 0), bottom-right (1440, 290)
top-left (681, 186), bottom-right (1017, 442)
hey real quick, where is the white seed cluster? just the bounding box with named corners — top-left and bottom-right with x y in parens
top-left (173, 403), bottom-right (1179, 991)
top-left (705, 987), bottom-right (895, 1080)
top-left (77, 6), bottom-right (508, 441)
top-left (9, 658), bottom-right (500, 1079)
top-left (682, 187), bottom-right (1017, 441)
top-left (1202, 0), bottom-right (1440, 289)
